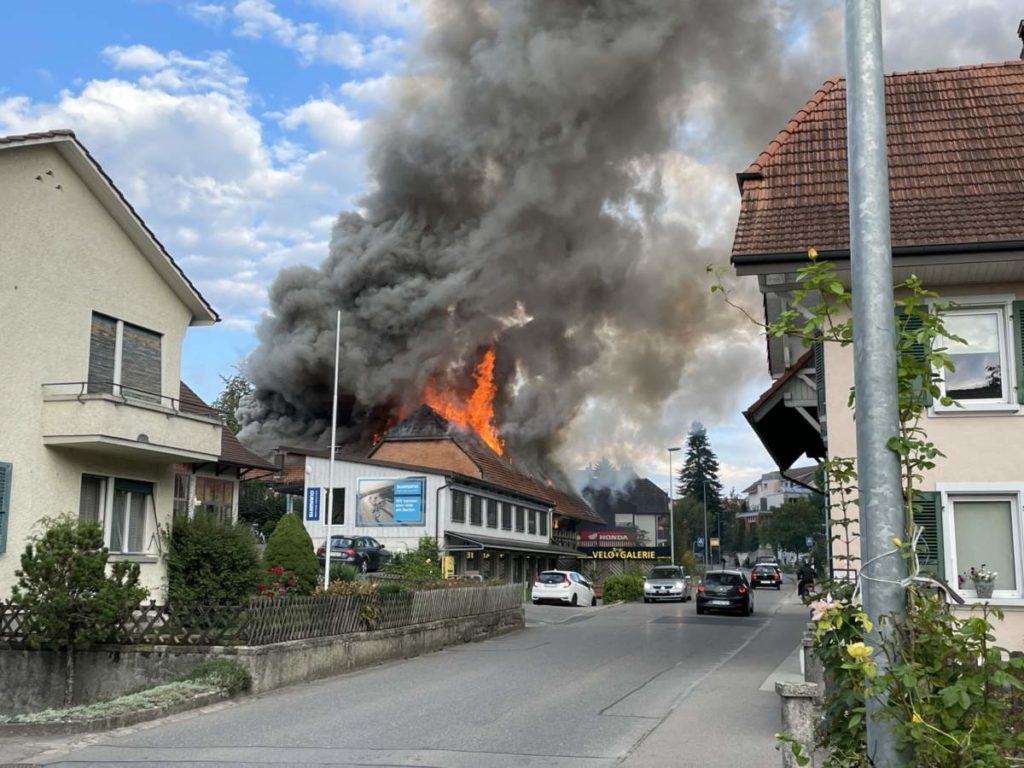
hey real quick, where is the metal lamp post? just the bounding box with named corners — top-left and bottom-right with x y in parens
top-left (702, 480), bottom-right (709, 569)
top-left (667, 447), bottom-right (681, 564)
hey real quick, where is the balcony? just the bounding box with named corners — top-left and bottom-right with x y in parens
top-left (41, 382), bottom-right (222, 463)
top-left (550, 530), bottom-right (580, 550)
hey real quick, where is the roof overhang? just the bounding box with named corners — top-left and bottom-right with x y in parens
top-left (0, 131), bottom-right (218, 325)
top-left (445, 532), bottom-right (579, 558)
top-left (744, 352), bottom-right (825, 472)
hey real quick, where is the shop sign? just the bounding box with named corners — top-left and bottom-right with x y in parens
top-left (305, 487), bottom-right (320, 521)
top-left (579, 529), bottom-right (637, 548)
top-left (588, 548), bottom-right (658, 560)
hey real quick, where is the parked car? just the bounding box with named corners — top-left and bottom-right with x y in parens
top-left (643, 565), bottom-right (692, 603)
top-left (316, 535), bottom-right (392, 573)
top-left (750, 564), bottom-right (782, 590)
top-left (532, 570), bottom-right (597, 606)
top-left (696, 570), bottom-right (754, 616)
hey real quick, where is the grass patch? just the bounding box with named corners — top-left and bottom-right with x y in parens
top-left (179, 658), bottom-right (252, 694)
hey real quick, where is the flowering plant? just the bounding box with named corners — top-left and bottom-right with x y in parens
top-left (255, 565), bottom-right (298, 598)
top-left (970, 564), bottom-right (998, 584)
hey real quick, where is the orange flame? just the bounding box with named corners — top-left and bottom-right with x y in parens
top-left (423, 348), bottom-right (504, 455)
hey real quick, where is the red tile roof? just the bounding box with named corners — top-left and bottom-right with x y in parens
top-left (374, 405), bottom-right (603, 525)
top-left (732, 61), bottom-right (1024, 260)
top-left (178, 382), bottom-right (276, 471)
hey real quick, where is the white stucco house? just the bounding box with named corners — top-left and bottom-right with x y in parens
top-left (733, 61), bottom-right (1024, 649)
top-left (0, 129), bottom-right (273, 600)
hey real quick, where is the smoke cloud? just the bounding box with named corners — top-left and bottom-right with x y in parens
top-left (238, 0), bottom-right (842, 477)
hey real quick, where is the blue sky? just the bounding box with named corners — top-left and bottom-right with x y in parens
top-left (1, 0), bottom-right (1016, 495)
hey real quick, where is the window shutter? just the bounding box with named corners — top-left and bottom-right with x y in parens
top-left (812, 340), bottom-right (826, 418)
top-left (912, 491), bottom-right (943, 579)
top-left (898, 310), bottom-right (933, 407)
top-left (1013, 300), bottom-right (1024, 405)
top-left (0, 462), bottom-right (11, 554)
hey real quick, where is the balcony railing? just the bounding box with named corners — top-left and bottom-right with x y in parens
top-left (550, 531), bottom-right (579, 550)
top-left (41, 381), bottom-right (220, 419)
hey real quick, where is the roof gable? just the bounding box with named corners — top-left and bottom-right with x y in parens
top-left (732, 60), bottom-right (1024, 261)
top-left (0, 130), bottom-right (217, 324)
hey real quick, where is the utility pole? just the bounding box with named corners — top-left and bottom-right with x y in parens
top-left (844, 2), bottom-right (907, 764)
top-left (667, 446), bottom-right (680, 564)
top-left (702, 480), bottom-right (709, 569)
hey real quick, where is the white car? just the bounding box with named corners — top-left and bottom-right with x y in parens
top-left (532, 570), bottom-right (597, 606)
top-left (643, 565), bottom-right (692, 603)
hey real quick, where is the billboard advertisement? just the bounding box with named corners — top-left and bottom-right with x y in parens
top-left (356, 477), bottom-right (426, 526)
top-left (578, 529), bottom-right (637, 548)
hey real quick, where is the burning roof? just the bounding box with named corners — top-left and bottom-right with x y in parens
top-left (371, 405), bottom-right (602, 525)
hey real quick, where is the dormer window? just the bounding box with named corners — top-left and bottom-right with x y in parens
top-left (88, 312), bottom-right (162, 404)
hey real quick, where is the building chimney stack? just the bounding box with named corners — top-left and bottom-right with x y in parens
top-left (1019, 19), bottom-right (1024, 59)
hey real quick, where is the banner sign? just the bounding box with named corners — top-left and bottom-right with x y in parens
top-left (587, 548), bottom-right (659, 560)
top-left (356, 477), bottom-right (426, 526)
top-left (305, 487), bottom-right (320, 521)
top-left (578, 529), bottom-right (637, 548)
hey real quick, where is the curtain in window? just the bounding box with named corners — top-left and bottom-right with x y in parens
top-left (953, 499), bottom-right (1016, 592)
top-left (128, 492), bottom-right (147, 553)
top-left (111, 490), bottom-right (127, 552)
top-left (79, 476), bottom-right (105, 524)
top-left (173, 473), bottom-right (191, 521)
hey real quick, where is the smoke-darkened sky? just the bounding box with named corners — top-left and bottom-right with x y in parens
top-left (0, 0), bottom-right (1018, 492)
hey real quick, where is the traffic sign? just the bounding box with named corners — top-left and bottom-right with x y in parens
top-left (696, 537), bottom-right (704, 548)
top-left (710, 537), bottom-right (720, 548)
top-left (805, 536), bottom-right (814, 549)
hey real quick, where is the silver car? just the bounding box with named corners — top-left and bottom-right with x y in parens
top-left (643, 565), bottom-right (692, 603)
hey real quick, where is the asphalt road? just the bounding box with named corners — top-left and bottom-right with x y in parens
top-left (7, 582), bottom-right (808, 767)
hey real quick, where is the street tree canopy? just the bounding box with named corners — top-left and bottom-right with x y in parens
top-left (212, 369), bottom-right (253, 434)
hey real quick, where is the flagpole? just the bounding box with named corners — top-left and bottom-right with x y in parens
top-left (323, 309), bottom-right (341, 587)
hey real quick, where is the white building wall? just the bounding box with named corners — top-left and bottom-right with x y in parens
top-left (0, 143), bottom-right (198, 600)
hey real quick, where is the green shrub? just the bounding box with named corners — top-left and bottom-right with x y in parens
top-left (13, 515), bottom-right (148, 705)
top-left (602, 573), bottom-right (644, 602)
top-left (262, 513), bottom-right (319, 594)
top-left (329, 563), bottom-right (358, 583)
top-left (382, 537), bottom-right (441, 587)
top-left (166, 514), bottom-right (261, 605)
top-left (180, 658), bottom-right (252, 694)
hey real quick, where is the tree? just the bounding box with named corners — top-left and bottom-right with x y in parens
top-left (167, 514), bottom-right (262, 605)
top-left (262, 512), bottom-right (320, 593)
top-left (759, 497), bottom-right (826, 561)
top-left (13, 516), bottom-right (148, 705)
top-left (677, 422), bottom-right (724, 519)
top-left (212, 369), bottom-right (253, 434)
top-left (239, 481), bottom-right (287, 535)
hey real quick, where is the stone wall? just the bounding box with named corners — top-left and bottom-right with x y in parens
top-left (0, 607), bottom-right (523, 716)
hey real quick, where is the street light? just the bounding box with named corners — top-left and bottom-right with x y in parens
top-left (667, 447), bottom-right (681, 564)
top-left (702, 479), bottom-right (710, 570)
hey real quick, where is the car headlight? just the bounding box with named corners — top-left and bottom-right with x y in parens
top-left (673, 581), bottom-right (683, 589)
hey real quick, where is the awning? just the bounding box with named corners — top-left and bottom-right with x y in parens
top-left (445, 532), bottom-right (579, 558)
top-left (744, 349), bottom-right (826, 472)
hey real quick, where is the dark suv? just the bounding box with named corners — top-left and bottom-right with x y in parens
top-left (750, 564), bottom-right (782, 590)
top-left (696, 570), bottom-right (754, 616)
top-left (316, 536), bottom-right (391, 573)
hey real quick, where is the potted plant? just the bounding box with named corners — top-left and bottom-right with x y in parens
top-left (968, 564), bottom-right (997, 599)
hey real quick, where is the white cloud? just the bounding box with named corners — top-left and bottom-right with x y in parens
top-left (339, 74), bottom-right (395, 104)
top-left (281, 99), bottom-right (362, 145)
top-left (316, 0), bottom-right (422, 30)
top-left (102, 45), bottom-right (170, 71)
top-left (186, 3), bottom-right (229, 25)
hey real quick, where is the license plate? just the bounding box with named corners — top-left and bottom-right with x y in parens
top-left (710, 600), bottom-right (730, 606)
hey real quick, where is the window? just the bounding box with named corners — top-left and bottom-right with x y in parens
top-left (515, 506), bottom-right (525, 532)
top-left (79, 475), bottom-right (107, 524)
top-left (760, 498), bottom-right (768, 511)
top-left (934, 301), bottom-right (1018, 410)
top-left (501, 503), bottom-right (512, 530)
top-left (452, 490), bottom-right (466, 523)
top-left (195, 477), bottom-right (234, 524)
top-left (327, 487), bottom-right (344, 525)
top-left (486, 499), bottom-right (497, 528)
top-left (172, 473), bottom-right (191, 521)
top-left (539, 511), bottom-right (548, 537)
top-left (0, 462), bottom-right (10, 554)
top-left (87, 312), bottom-right (162, 403)
top-left (110, 479), bottom-right (154, 554)
top-left (470, 495), bottom-right (482, 526)
top-left (528, 510), bottom-right (537, 535)
top-left (949, 494), bottom-right (1020, 597)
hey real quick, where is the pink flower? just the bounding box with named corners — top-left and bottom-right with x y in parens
top-left (810, 594), bottom-right (835, 621)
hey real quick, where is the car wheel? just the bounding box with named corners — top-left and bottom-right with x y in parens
top-left (532, 599), bottom-right (540, 605)
top-left (643, 597), bottom-right (649, 603)
top-left (748, 601), bottom-right (754, 616)
top-left (571, 593), bottom-right (578, 606)
top-left (696, 604), bottom-right (705, 615)
top-left (776, 585), bottom-right (781, 591)
top-left (591, 596), bottom-right (598, 607)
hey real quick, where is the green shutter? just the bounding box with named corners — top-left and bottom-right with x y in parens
top-left (898, 309), bottom-right (933, 407)
top-left (0, 462), bottom-right (11, 554)
top-left (1013, 301), bottom-right (1024, 405)
top-left (912, 491), bottom-right (943, 579)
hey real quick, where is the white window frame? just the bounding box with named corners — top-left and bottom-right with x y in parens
top-left (938, 482), bottom-right (1024, 604)
top-left (78, 474), bottom-right (158, 557)
top-left (931, 295), bottom-right (1018, 414)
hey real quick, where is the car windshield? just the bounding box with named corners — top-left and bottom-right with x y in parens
top-left (704, 573), bottom-right (743, 586)
top-left (538, 572), bottom-right (566, 584)
top-left (648, 567), bottom-right (682, 579)
top-left (329, 537), bottom-right (354, 548)
top-left (754, 566), bottom-right (776, 574)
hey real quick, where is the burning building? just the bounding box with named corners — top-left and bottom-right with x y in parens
top-left (275, 404), bottom-right (603, 580)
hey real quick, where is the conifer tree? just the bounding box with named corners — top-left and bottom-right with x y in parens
top-left (677, 422), bottom-right (724, 518)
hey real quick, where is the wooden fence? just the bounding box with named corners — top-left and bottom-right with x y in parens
top-left (0, 584), bottom-right (523, 648)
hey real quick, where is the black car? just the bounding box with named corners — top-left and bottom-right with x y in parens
top-left (316, 535), bottom-right (392, 573)
top-left (750, 564), bottom-right (782, 590)
top-left (696, 570), bottom-right (754, 616)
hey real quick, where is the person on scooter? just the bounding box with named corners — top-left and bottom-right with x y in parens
top-left (797, 559), bottom-right (816, 599)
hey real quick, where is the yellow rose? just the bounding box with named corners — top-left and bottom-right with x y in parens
top-left (911, 713), bottom-right (924, 724)
top-left (845, 642), bottom-right (874, 659)
top-left (808, 247), bottom-right (818, 259)
top-left (892, 536), bottom-right (902, 547)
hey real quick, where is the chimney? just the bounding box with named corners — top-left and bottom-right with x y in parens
top-left (1019, 19), bottom-right (1024, 59)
